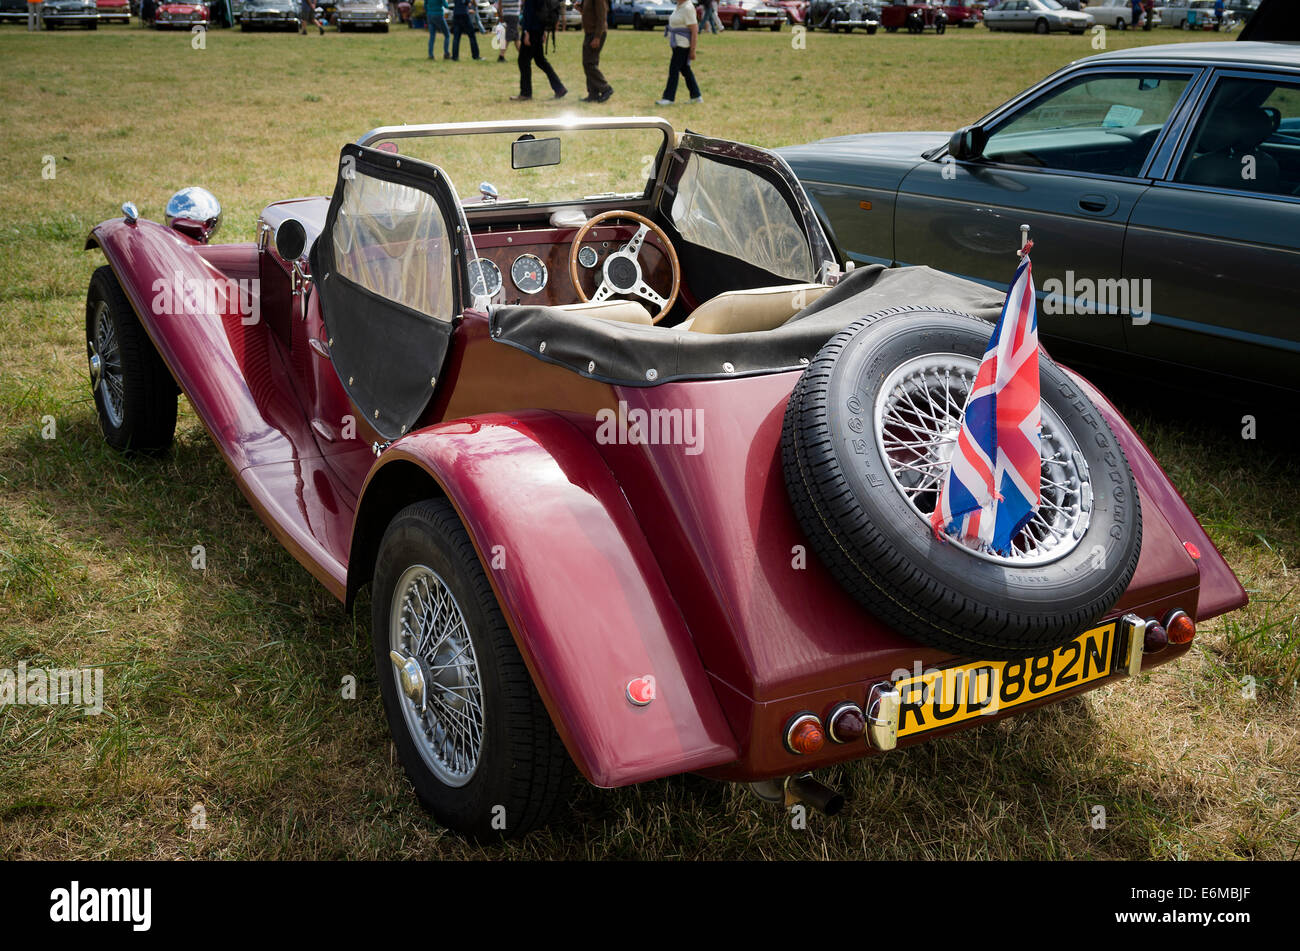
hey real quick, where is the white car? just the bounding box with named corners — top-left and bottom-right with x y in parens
top-left (985, 0), bottom-right (1092, 32)
top-left (1085, 1), bottom-right (1160, 29)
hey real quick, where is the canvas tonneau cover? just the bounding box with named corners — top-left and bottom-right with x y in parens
top-left (487, 265), bottom-right (1007, 386)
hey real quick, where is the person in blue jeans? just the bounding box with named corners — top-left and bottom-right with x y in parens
top-left (656, 0), bottom-right (700, 105)
top-left (452, 0), bottom-right (482, 60)
top-left (428, 0), bottom-right (451, 58)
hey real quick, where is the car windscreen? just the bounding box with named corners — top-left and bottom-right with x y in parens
top-left (362, 127), bottom-right (669, 208)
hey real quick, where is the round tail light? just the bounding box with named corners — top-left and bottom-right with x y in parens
top-left (826, 702), bottom-right (865, 744)
top-left (785, 713), bottom-right (825, 755)
top-left (1165, 610), bottom-right (1196, 645)
top-left (1143, 619), bottom-right (1168, 653)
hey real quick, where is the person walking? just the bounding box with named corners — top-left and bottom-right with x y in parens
top-left (656, 0), bottom-right (700, 105)
top-left (579, 0), bottom-right (612, 102)
top-left (451, 0), bottom-right (483, 60)
top-left (27, 0), bottom-right (42, 30)
top-left (497, 0), bottom-right (521, 60)
top-left (300, 0), bottom-right (326, 33)
top-left (512, 0), bottom-right (566, 100)
top-left (428, 0), bottom-right (451, 57)
top-left (700, 0), bottom-right (721, 33)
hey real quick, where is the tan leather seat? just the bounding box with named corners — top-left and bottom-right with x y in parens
top-left (683, 283), bottom-right (831, 334)
top-left (554, 299), bottom-right (653, 325)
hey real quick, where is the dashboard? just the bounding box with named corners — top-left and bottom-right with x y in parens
top-left (466, 222), bottom-right (677, 308)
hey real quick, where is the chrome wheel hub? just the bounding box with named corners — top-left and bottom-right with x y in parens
top-left (89, 301), bottom-right (125, 429)
top-left (388, 565), bottom-right (484, 787)
top-left (873, 352), bottom-right (1090, 566)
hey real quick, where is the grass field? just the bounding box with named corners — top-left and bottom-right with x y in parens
top-left (0, 22), bottom-right (1296, 860)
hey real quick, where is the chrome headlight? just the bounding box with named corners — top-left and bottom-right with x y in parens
top-left (165, 186), bottom-right (222, 244)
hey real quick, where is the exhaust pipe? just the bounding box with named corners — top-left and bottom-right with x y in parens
top-left (784, 773), bottom-right (846, 816)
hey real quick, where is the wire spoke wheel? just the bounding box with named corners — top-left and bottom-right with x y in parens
top-left (389, 564), bottom-right (484, 787)
top-left (874, 353), bottom-right (1090, 566)
top-left (90, 300), bottom-right (126, 429)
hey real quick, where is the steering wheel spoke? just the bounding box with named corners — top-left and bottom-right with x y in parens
top-left (623, 223), bottom-right (650, 257)
top-left (632, 281), bottom-right (666, 308)
top-left (590, 280), bottom-right (616, 303)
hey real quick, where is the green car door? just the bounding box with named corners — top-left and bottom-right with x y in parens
top-left (893, 67), bottom-right (1201, 357)
top-left (1122, 69), bottom-right (1300, 385)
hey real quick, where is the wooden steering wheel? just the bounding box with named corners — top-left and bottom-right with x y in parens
top-left (568, 210), bottom-right (681, 324)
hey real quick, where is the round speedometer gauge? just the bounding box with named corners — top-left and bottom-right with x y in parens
top-left (511, 254), bottom-right (548, 295)
top-left (467, 257), bottom-right (503, 299)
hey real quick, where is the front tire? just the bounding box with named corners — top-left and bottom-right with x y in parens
top-left (1034, 16), bottom-right (1047, 33)
top-left (372, 499), bottom-right (575, 840)
top-left (86, 266), bottom-right (177, 454)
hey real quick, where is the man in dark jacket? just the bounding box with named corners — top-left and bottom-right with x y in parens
top-left (452, 0), bottom-right (483, 60)
top-left (511, 0), bottom-right (567, 100)
top-left (579, 0), bottom-right (612, 102)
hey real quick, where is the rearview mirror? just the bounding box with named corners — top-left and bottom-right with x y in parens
top-left (948, 125), bottom-right (987, 162)
top-left (512, 135), bottom-right (562, 170)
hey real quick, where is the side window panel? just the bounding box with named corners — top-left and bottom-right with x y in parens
top-left (332, 174), bottom-right (456, 323)
top-left (1175, 76), bottom-right (1300, 197)
top-left (984, 72), bottom-right (1192, 177)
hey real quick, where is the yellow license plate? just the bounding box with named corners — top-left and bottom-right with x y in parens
top-left (895, 622), bottom-right (1121, 739)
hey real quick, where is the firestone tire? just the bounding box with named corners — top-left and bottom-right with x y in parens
top-left (781, 307), bottom-right (1142, 660)
top-left (372, 499), bottom-right (576, 841)
top-left (85, 266), bottom-right (178, 455)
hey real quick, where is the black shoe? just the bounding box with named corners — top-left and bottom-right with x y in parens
top-left (318, 23), bottom-right (324, 34)
top-left (596, 86), bottom-right (613, 103)
top-left (579, 94), bottom-right (596, 102)
top-left (497, 54), bottom-right (505, 61)
top-left (554, 86), bottom-right (568, 99)
top-left (509, 94), bottom-right (532, 101)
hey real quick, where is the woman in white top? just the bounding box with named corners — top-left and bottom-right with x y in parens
top-left (656, 0), bottom-right (702, 105)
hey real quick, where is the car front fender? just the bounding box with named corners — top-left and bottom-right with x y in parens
top-left (350, 410), bottom-right (741, 788)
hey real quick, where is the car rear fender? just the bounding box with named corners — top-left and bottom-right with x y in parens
top-left (348, 410), bottom-right (741, 788)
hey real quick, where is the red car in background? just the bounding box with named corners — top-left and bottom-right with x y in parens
top-left (150, 0), bottom-right (208, 25)
top-left (770, 0), bottom-right (809, 23)
top-left (711, 0), bottom-right (785, 28)
top-left (96, 0), bottom-right (131, 20)
top-left (881, 0), bottom-right (978, 30)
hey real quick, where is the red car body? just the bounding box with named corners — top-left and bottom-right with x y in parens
top-left (96, 0), bottom-right (131, 20)
top-left (881, 0), bottom-right (978, 29)
top-left (151, 0), bottom-right (208, 25)
top-left (708, 0), bottom-right (785, 29)
top-left (770, 0), bottom-right (809, 23)
top-left (83, 119), bottom-right (1244, 816)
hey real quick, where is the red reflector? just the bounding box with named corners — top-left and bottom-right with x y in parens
top-left (785, 714), bottom-right (825, 755)
top-left (1143, 620), bottom-right (1168, 653)
top-left (1184, 541), bottom-right (1202, 560)
top-left (1165, 611), bottom-right (1195, 645)
top-left (828, 703), bottom-right (866, 744)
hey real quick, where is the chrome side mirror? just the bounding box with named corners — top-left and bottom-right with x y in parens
top-left (164, 186), bottom-right (222, 243)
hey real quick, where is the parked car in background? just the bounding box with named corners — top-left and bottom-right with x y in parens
top-left (96, 0), bottom-right (131, 20)
top-left (336, 0), bottom-right (389, 28)
top-left (771, 0), bottom-right (810, 23)
top-left (942, 0), bottom-right (981, 26)
top-left (41, 0), bottom-right (101, 26)
top-left (0, 0), bottom-right (32, 20)
top-left (610, 0), bottom-right (673, 27)
top-left (1088, 1), bottom-right (1159, 29)
top-left (782, 42), bottom-right (1300, 391)
top-left (880, 1), bottom-right (949, 32)
top-left (984, 0), bottom-right (1090, 32)
top-left (562, 0), bottom-right (582, 26)
top-left (713, 0), bottom-right (784, 28)
top-left (237, 0), bottom-right (299, 27)
top-left (806, 0), bottom-right (879, 30)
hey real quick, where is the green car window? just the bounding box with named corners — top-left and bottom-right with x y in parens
top-left (1176, 76), bottom-right (1300, 197)
top-left (983, 72), bottom-right (1192, 178)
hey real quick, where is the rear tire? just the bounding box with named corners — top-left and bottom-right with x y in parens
top-left (1034, 17), bottom-right (1047, 33)
top-left (85, 265), bottom-right (177, 454)
top-left (372, 499), bottom-right (576, 840)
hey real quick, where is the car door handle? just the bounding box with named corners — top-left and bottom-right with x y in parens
top-left (1077, 193), bottom-right (1119, 216)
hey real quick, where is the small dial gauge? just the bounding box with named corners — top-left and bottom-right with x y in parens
top-left (577, 246), bottom-right (599, 269)
top-left (511, 254), bottom-right (549, 295)
top-left (467, 257), bottom-right (503, 299)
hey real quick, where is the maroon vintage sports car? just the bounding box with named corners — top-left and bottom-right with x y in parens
top-left (150, 0), bottom-right (207, 26)
top-left (83, 116), bottom-right (1245, 839)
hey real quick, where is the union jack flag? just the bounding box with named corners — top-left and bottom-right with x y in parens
top-left (930, 245), bottom-right (1041, 554)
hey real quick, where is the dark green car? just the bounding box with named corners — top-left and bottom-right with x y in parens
top-left (781, 42), bottom-right (1300, 390)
